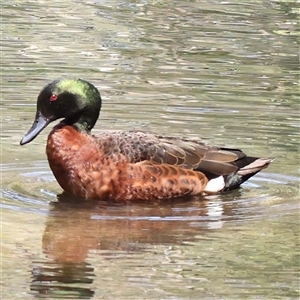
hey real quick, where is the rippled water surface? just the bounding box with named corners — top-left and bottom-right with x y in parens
top-left (1, 0), bottom-right (299, 299)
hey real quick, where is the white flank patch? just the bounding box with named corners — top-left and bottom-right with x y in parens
top-left (204, 176), bottom-right (225, 194)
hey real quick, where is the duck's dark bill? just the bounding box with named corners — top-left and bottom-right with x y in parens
top-left (20, 113), bottom-right (50, 145)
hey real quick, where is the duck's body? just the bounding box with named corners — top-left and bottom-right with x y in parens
top-left (47, 126), bottom-right (208, 200)
top-left (20, 78), bottom-right (273, 201)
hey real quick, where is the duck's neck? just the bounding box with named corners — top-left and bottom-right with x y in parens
top-left (64, 102), bottom-right (101, 133)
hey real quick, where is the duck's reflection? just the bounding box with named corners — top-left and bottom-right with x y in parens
top-left (30, 192), bottom-right (240, 298)
top-left (31, 261), bottom-right (95, 298)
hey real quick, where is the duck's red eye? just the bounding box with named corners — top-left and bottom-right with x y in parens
top-left (50, 94), bottom-right (58, 102)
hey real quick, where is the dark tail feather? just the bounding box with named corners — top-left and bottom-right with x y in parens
top-left (223, 157), bottom-right (274, 191)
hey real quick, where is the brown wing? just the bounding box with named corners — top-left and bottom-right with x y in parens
top-left (94, 130), bottom-right (245, 176)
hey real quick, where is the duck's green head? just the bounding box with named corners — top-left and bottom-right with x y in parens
top-left (20, 78), bottom-right (102, 145)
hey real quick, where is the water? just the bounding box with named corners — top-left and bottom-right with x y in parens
top-left (1, 0), bottom-right (299, 299)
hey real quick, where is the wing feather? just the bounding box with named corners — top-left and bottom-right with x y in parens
top-left (94, 130), bottom-right (244, 176)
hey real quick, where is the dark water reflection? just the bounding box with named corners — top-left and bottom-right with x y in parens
top-left (31, 262), bottom-right (95, 299)
top-left (22, 179), bottom-right (297, 299)
top-left (2, 0), bottom-right (299, 299)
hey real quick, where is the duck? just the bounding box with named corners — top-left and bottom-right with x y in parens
top-left (20, 78), bottom-right (273, 201)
